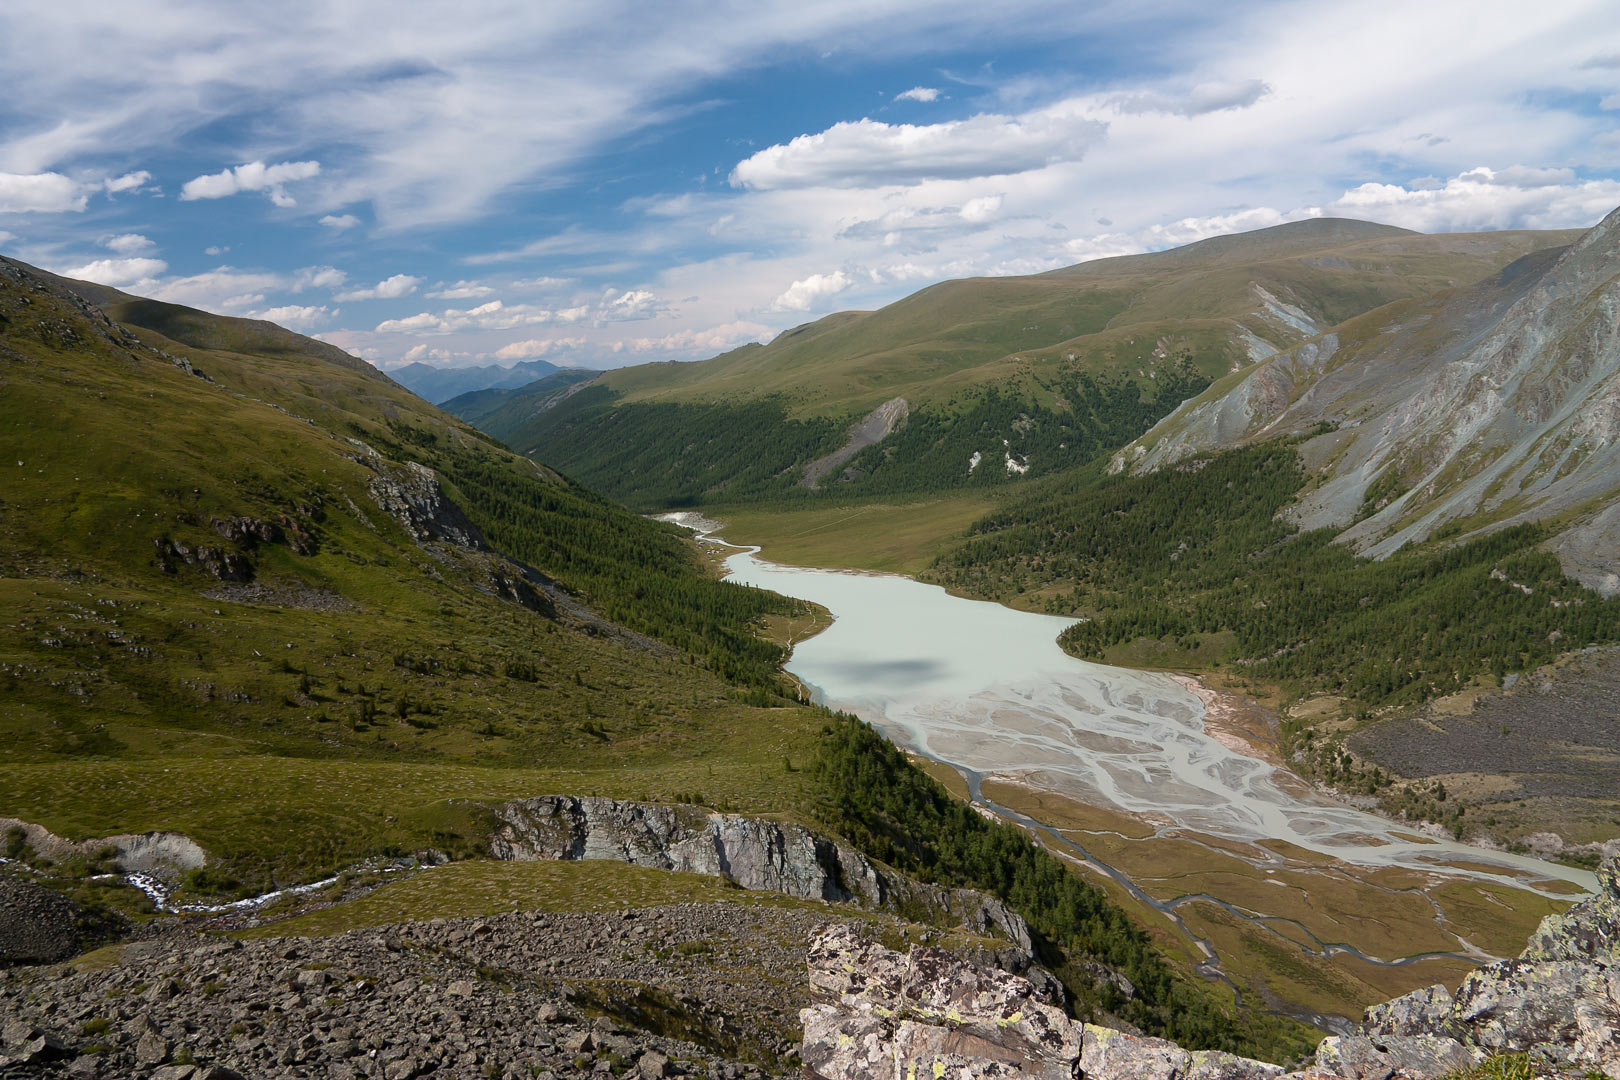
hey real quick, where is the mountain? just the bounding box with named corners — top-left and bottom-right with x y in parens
top-left (388, 357), bottom-right (564, 403)
top-left (0, 252), bottom-right (809, 891)
top-left (1113, 204), bottom-right (1620, 597)
top-left (925, 206), bottom-right (1620, 857)
top-left (458, 218), bottom-right (1581, 508)
top-left (440, 367), bottom-right (598, 428)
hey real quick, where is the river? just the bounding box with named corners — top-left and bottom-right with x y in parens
top-left (663, 511), bottom-right (1595, 1023)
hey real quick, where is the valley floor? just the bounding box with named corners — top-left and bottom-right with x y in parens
top-left (688, 498), bottom-right (1597, 1031)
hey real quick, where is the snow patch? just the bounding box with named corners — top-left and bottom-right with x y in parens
top-left (968, 450), bottom-right (982, 474)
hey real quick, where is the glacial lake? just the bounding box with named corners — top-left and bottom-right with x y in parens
top-left (665, 513), bottom-right (1596, 899)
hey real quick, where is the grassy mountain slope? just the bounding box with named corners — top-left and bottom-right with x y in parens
top-left (0, 257), bottom-right (1315, 1057)
top-left (460, 220), bottom-right (1579, 508)
top-left (0, 256), bottom-right (812, 889)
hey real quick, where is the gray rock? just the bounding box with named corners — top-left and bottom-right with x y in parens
top-left (1313, 1033), bottom-right (1480, 1079)
top-left (490, 795), bottom-right (1038, 953)
top-left (1362, 983), bottom-right (1455, 1039)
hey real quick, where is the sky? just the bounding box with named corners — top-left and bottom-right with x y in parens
top-left (2, 1), bottom-right (1619, 373)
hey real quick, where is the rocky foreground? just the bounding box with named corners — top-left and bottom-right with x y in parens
top-left (4, 857), bottom-right (1618, 1079)
top-left (803, 856), bottom-right (1620, 1080)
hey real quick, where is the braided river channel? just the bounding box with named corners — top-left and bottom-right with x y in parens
top-left (664, 513), bottom-right (1596, 1029)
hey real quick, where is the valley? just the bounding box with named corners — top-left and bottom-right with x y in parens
top-left (673, 512), bottom-right (1590, 1030)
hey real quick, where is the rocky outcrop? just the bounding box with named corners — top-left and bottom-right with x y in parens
top-left (1, 817), bottom-right (206, 879)
top-left (366, 459), bottom-right (488, 550)
top-left (1315, 853), bottom-right (1620, 1078)
top-left (800, 396), bottom-right (909, 488)
top-left (800, 924), bottom-right (1282, 1080)
top-left (801, 855), bottom-right (1620, 1079)
top-left (488, 797), bottom-right (1041, 967)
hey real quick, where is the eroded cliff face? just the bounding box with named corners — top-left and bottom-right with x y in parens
top-left (1111, 205), bottom-right (1620, 594)
top-left (488, 796), bottom-right (1044, 975)
top-left (801, 855), bottom-right (1620, 1079)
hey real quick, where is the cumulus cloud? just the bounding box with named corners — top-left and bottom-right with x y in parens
top-left (492, 336), bottom-right (589, 360)
top-left (771, 270), bottom-right (851, 311)
top-left (959, 194), bottom-right (1003, 223)
top-left (249, 304), bottom-right (335, 329)
top-left (57, 256), bottom-right (168, 288)
top-left (1326, 166), bottom-right (1620, 231)
top-left (375, 299), bottom-right (570, 334)
top-left (205, 245), bottom-right (229, 256)
top-left (895, 86), bottom-right (940, 103)
top-left (0, 231), bottom-right (14, 247)
top-left (0, 171), bottom-right (87, 213)
top-left (611, 321), bottom-right (773, 355)
top-left (1062, 207), bottom-right (1309, 262)
top-left (103, 170), bottom-right (151, 194)
top-left (1112, 79), bottom-right (1272, 117)
top-left (426, 280), bottom-right (494, 300)
top-left (145, 268), bottom-right (290, 313)
top-left (102, 233), bottom-right (154, 255)
top-left (600, 288), bottom-right (660, 320)
top-left (179, 160), bottom-right (321, 207)
top-left (319, 213), bottom-right (361, 230)
top-left (336, 273), bottom-right (422, 301)
top-left (293, 265), bottom-right (348, 291)
top-left (731, 111), bottom-right (1105, 190)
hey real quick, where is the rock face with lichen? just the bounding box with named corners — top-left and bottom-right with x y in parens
top-left (802, 855), bottom-right (1620, 1079)
top-left (799, 923), bottom-right (1281, 1080)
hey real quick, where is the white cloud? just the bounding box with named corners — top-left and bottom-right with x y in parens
top-left (600, 288), bottom-right (659, 321)
top-left (1601, 94), bottom-right (1620, 111)
top-left (1112, 79), bottom-right (1272, 117)
top-left (510, 275), bottom-right (575, 290)
top-left (730, 111), bottom-right (1106, 190)
top-left (57, 256), bottom-right (167, 288)
top-left (101, 232), bottom-right (154, 254)
top-left (771, 270), bottom-right (851, 311)
top-left (179, 160), bottom-right (321, 207)
top-left (0, 171), bottom-right (86, 213)
top-left (249, 304), bottom-right (334, 329)
top-left (426, 280), bottom-right (494, 300)
top-left (319, 213), bottom-right (361, 229)
top-left (205, 245), bottom-right (228, 256)
top-left (1326, 166), bottom-right (1620, 231)
top-left (375, 299), bottom-right (566, 334)
top-left (103, 170), bottom-right (150, 194)
top-left (612, 321), bottom-right (773, 354)
top-left (959, 194), bottom-right (1003, 224)
top-left (0, 231), bottom-right (15, 247)
top-left (145, 268), bottom-right (290, 313)
top-left (895, 87), bottom-right (940, 103)
top-left (293, 265), bottom-right (348, 291)
top-left (336, 273), bottom-right (421, 301)
top-left (493, 336), bottom-right (589, 360)
top-left (555, 305), bottom-right (590, 322)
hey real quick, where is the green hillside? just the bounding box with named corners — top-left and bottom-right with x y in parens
top-left (0, 256), bottom-right (811, 888)
top-left (457, 220), bottom-right (1580, 509)
top-left (0, 257), bottom-right (1313, 1058)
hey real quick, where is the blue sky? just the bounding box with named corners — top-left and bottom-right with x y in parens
top-left (2, 0), bottom-right (1618, 372)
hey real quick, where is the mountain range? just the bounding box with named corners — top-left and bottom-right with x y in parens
top-left (455, 218), bottom-right (1583, 508)
top-left (386, 357), bottom-right (565, 404)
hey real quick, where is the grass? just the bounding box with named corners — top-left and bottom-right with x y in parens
top-left (232, 860), bottom-right (812, 938)
top-left (704, 494), bottom-right (1000, 575)
top-left (977, 779), bottom-right (1564, 1028)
